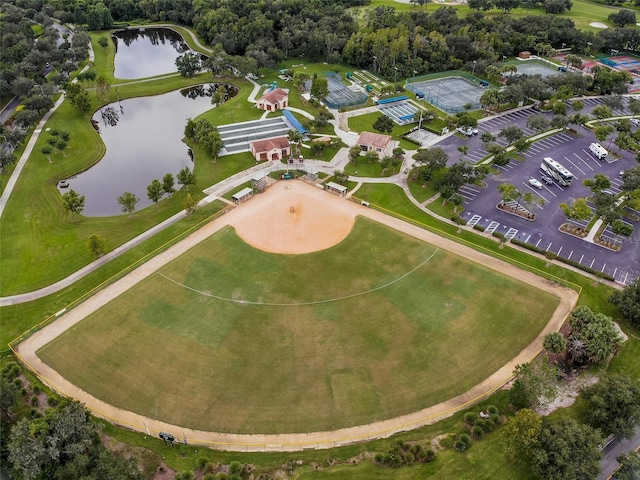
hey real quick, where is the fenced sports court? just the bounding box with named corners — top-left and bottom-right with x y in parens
top-left (600, 54), bottom-right (640, 72)
top-left (323, 72), bottom-right (368, 109)
top-left (378, 101), bottom-right (418, 125)
top-left (405, 76), bottom-right (484, 113)
top-left (514, 61), bottom-right (559, 78)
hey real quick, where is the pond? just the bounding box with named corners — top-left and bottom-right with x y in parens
top-left (112, 28), bottom-right (189, 79)
top-left (61, 84), bottom-right (237, 217)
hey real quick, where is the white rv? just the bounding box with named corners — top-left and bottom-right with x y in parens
top-left (589, 142), bottom-right (608, 160)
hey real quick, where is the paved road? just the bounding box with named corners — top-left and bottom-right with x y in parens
top-left (598, 429), bottom-right (640, 480)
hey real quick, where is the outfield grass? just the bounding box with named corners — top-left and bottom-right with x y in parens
top-left (39, 217), bottom-right (557, 433)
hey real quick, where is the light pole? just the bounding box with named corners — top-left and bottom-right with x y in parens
top-left (412, 70), bottom-right (417, 81)
top-left (437, 83), bottom-right (443, 106)
top-left (472, 60), bottom-right (477, 77)
top-left (394, 66), bottom-right (398, 83)
top-left (372, 55), bottom-right (377, 73)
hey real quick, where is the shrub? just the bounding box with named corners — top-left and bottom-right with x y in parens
top-left (487, 405), bottom-right (499, 415)
top-left (374, 453), bottom-right (385, 464)
top-left (30, 396), bottom-right (39, 407)
top-left (473, 224), bottom-right (485, 232)
top-left (228, 461), bottom-right (242, 475)
top-left (492, 231), bottom-right (505, 240)
top-left (464, 412), bottom-right (477, 425)
top-left (471, 425), bottom-right (484, 440)
top-left (544, 250), bottom-right (557, 260)
top-left (475, 419), bottom-right (489, 432)
top-left (13, 378), bottom-right (22, 388)
top-left (32, 384), bottom-right (41, 394)
top-left (214, 474), bottom-right (228, 480)
top-left (203, 474), bottom-right (217, 480)
top-left (423, 448), bottom-right (436, 462)
top-left (451, 216), bottom-right (467, 225)
top-left (454, 434), bottom-right (472, 452)
top-left (196, 457), bottom-right (209, 470)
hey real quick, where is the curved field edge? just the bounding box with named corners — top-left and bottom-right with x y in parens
top-left (37, 217), bottom-right (558, 434)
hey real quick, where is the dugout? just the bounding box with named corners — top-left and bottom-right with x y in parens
top-left (325, 181), bottom-right (347, 197)
top-left (232, 187), bottom-right (253, 204)
top-left (251, 171), bottom-right (269, 192)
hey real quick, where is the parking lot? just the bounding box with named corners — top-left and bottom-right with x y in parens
top-left (461, 132), bottom-right (639, 285)
top-left (430, 100), bottom-right (640, 285)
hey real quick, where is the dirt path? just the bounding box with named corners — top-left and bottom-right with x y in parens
top-left (16, 181), bottom-right (578, 452)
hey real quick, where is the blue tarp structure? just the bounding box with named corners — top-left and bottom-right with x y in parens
top-left (375, 95), bottom-right (409, 105)
top-left (283, 109), bottom-right (308, 135)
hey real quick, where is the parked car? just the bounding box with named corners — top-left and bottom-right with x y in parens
top-left (528, 178), bottom-right (543, 189)
top-left (58, 180), bottom-right (69, 188)
top-left (456, 126), bottom-right (478, 137)
top-left (630, 118), bottom-right (640, 127)
top-left (620, 170), bottom-right (625, 177)
top-left (541, 174), bottom-right (554, 185)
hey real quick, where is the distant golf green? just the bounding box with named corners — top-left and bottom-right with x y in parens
top-left (39, 217), bottom-right (558, 434)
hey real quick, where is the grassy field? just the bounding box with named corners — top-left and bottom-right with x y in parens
top-left (39, 217), bottom-right (557, 433)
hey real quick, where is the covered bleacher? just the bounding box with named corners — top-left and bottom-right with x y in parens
top-left (232, 187), bottom-right (253, 204)
top-left (375, 95), bottom-right (409, 105)
top-left (283, 109), bottom-right (308, 135)
top-left (325, 181), bottom-right (348, 197)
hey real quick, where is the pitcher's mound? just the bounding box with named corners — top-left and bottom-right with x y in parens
top-left (229, 182), bottom-right (357, 254)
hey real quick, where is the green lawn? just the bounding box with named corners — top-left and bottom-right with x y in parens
top-left (344, 156), bottom-right (401, 177)
top-left (39, 218), bottom-right (557, 434)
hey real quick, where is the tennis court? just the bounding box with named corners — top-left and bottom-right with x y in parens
top-left (514, 62), bottom-right (559, 78)
top-left (600, 55), bottom-right (640, 72)
top-left (406, 76), bottom-right (483, 113)
top-left (379, 102), bottom-right (418, 125)
top-left (324, 72), bottom-right (368, 109)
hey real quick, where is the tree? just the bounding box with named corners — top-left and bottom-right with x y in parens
top-left (69, 89), bottom-right (92, 113)
top-left (583, 173), bottom-right (611, 194)
top-left (147, 179), bottom-right (164, 204)
top-left (559, 198), bottom-right (592, 228)
top-left (8, 401), bottom-right (144, 480)
top-left (373, 114), bottom-right (394, 134)
top-left (87, 234), bottom-right (107, 258)
top-left (530, 418), bottom-right (602, 480)
top-left (609, 9), bottom-right (637, 27)
top-left (592, 104), bottom-right (613, 120)
top-left (611, 219), bottom-right (634, 244)
top-left (499, 125), bottom-right (524, 144)
top-left (162, 173), bottom-right (175, 196)
top-left (582, 375), bottom-right (640, 439)
top-left (349, 145), bottom-right (362, 162)
top-left (614, 451), bottom-right (640, 480)
top-left (62, 189), bottom-right (85, 215)
top-left (507, 138), bottom-right (528, 157)
top-left (503, 408), bottom-right (542, 463)
top-left (0, 376), bottom-right (17, 415)
top-left (610, 278), bottom-right (640, 328)
top-left (175, 52), bottom-right (201, 77)
top-left (177, 167), bottom-right (196, 190)
top-left (568, 306), bottom-right (622, 365)
top-left (117, 191), bottom-right (139, 216)
top-left (527, 114), bottom-right (551, 132)
top-left (509, 358), bottom-right (559, 409)
top-left (310, 75), bottom-right (329, 101)
top-left (621, 166), bottom-right (640, 192)
top-left (184, 193), bottom-right (199, 214)
top-left (494, 0), bottom-right (521, 13)
top-left (593, 125), bottom-right (615, 149)
top-left (41, 145), bottom-right (53, 163)
top-left (543, 332), bottom-right (567, 354)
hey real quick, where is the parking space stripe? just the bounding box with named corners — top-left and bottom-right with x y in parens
top-left (564, 157), bottom-right (586, 176)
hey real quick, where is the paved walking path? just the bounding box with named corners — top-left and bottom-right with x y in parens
top-left (16, 181), bottom-right (578, 452)
top-left (0, 43), bottom-right (95, 219)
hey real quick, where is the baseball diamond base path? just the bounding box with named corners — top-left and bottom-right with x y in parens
top-left (16, 181), bottom-right (578, 452)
